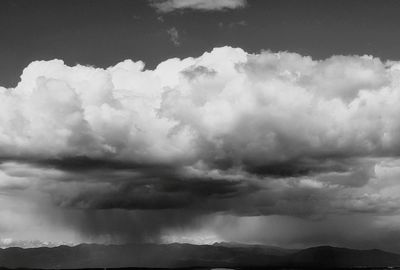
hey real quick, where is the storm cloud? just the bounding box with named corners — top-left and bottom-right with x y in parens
top-left (2, 47), bottom-right (400, 249)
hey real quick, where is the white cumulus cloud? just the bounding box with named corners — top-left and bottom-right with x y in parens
top-left (1, 46), bottom-right (400, 173)
top-left (3, 47), bottom-right (400, 247)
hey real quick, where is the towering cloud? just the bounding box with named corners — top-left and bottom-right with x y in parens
top-left (1, 47), bottom-right (399, 174)
top-left (2, 47), bottom-right (400, 250)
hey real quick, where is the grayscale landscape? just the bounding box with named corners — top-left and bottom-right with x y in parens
top-left (1, 0), bottom-right (400, 269)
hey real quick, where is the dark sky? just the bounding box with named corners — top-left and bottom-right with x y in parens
top-left (3, 0), bottom-right (400, 252)
top-left (2, 0), bottom-right (400, 87)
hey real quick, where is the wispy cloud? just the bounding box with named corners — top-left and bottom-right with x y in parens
top-left (150, 0), bottom-right (247, 13)
top-left (167, 27), bottom-right (180, 46)
top-left (218, 20), bottom-right (247, 28)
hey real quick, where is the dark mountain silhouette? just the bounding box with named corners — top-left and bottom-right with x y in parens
top-left (0, 243), bottom-right (399, 269)
top-left (0, 243), bottom-right (281, 269)
top-left (213, 241), bottom-right (299, 256)
top-left (286, 245), bottom-right (400, 268)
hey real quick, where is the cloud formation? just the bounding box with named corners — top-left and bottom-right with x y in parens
top-left (2, 46), bottom-right (400, 249)
top-left (167, 27), bottom-right (180, 46)
top-left (150, 0), bottom-right (247, 13)
top-left (1, 47), bottom-right (400, 175)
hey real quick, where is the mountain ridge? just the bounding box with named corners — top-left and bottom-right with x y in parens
top-left (0, 243), bottom-right (399, 269)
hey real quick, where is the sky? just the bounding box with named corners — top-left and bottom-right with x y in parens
top-left (3, 0), bottom-right (400, 252)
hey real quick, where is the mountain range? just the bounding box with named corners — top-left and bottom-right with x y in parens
top-left (0, 243), bottom-right (400, 269)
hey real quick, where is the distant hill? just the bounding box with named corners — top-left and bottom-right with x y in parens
top-left (0, 243), bottom-right (399, 269)
top-left (212, 241), bottom-right (299, 256)
top-left (286, 245), bottom-right (400, 268)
